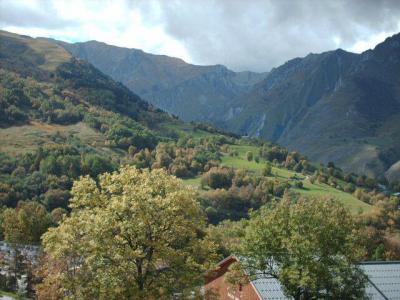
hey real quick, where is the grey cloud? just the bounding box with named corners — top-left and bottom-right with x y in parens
top-left (0, 0), bottom-right (78, 29)
top-left (155, 0), bottom-right (400, 71)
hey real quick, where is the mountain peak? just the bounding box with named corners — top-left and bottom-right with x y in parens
top-left (373, 32), bottom-right (400, 51)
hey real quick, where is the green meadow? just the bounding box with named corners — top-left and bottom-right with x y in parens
top-left (183, 144), bottom-right (372, 213)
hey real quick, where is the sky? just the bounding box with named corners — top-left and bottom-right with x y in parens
top-left (1, 0), bottom-right (400, 72)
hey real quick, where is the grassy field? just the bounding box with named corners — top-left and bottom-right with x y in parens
top-left (182, 176), bottom-right (202, 187)
top-left (1, 31), bottom-right (71, 72)
top-left (294, 180), bottom-right (372, 213)
top-left (184, 144), bottom-right (372, 213)
top-left (161, 120), bottom-right (212, 139)
top-left (221, 145), bottom-right (264, 172)
top-left (0, 121), bottom-right (120, 156)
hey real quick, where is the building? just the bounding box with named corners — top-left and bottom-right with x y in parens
top-left (205, 256), bottom-right (400, 300)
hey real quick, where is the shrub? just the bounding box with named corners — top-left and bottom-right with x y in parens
top-left (246, 151), bottom-right (253, 161)
top-left (294, 181), bottom-right (303, 189)
top-left (201, 167), bottom-right (233, 189)
top-left (344, 183), bottom-right (356, 193)
top-left (262, 164), bottom-right (272, 176)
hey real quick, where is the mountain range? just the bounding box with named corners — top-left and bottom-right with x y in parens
top-left (48, 34), bottom-right (400, 181)
top-left (47, 38), bottom-right (267, 123)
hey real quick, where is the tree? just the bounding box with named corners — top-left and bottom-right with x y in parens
top-left (246, 151), bottom-right (253, 161)
top-left (201, 167), bottom-right (233, 190)
top-left (43, 189), bottom-right (70, 211)
top-left (234, 197), bottom-right (367, 300)
top-left (81, 154), bottom-right (115, 178)
top-left (2, 201), bottom-right (53, 245)
top-left (294, 181), bottom-right (303, 189)
top-left (262, 164), bottom-right (272, 176)
top-left (38, 166), bottom-right (217, 299)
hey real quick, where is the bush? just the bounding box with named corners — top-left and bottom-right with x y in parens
top-left (81, 154), bottom-right (116, 178)
top-left (201, 167), bottom-right (233, 189)
top-left (246, 151), bottom-right (253, 161)
top-left (205, 206), bottom-right (219, 223)
top-left (43, 189), bottom-right (70, 211)
top-left (262, 164), bottom-right (272, 176)
top-left (294, 181), bottom-right (303, 189)
top-left (344, 183), bottom-right (356, 193)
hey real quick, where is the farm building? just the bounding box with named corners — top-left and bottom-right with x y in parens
top-left (205, 256), bottom-right (400, 300)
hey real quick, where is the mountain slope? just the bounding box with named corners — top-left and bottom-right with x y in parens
top-left (0, 30), bottom-right (175, 155)
top-left (48, 33), bottom-right (400, 180)
top-left (48, 39), bottom-right (267, 122)
top-left (221, 34), bottom-right (400, 179)
top-left (0, 30), bottom-right (384, 218)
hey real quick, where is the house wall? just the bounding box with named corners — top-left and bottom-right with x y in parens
top-left (205, 257), bottom-right (261, 300)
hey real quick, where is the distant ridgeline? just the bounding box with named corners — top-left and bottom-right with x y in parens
top-left (50, 33), bottom-right (400, 181)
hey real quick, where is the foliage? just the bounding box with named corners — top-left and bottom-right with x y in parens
top-left (235, 197), bottom-right (368, 299)
top-left (245, 151), bottom-right (253, 161)
top-left (358, 196), bottom-right (400, 259)
top-left (2, 201), bottom-right (53, 245)
top-left (0, 145), bottom-right (117, 209)
top-left (201, 167), bottom-right (233, 189)
top-left (262, 163), bottom-right (272, 176)
top-left (38, 166), bottom-right (218, 299)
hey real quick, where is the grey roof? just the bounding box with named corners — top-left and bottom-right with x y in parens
top-left (252, 275), bottom-right (290, 299)
top-left (360, 261), bottom-right (400, 300)
top-left (251, 262), bottom-right (400, 300)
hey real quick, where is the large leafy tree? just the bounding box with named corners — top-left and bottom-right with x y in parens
top-left (234, 197), bottom-right (368, 300)
top-left (38, 166), bottom-right (217, 299)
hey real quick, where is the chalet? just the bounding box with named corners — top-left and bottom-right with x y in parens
top-left (205, 256), bottom-right (400, 300)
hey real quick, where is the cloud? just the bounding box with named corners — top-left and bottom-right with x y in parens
top-left (0, 0), bottom-right (77, 29)
top-left (1, 0), bottom-right (400, 71)
top-left (156, 0), bottom-right (400, 71)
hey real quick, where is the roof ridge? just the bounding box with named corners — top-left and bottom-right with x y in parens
top-left (359, 261), bottom-right (400, 265)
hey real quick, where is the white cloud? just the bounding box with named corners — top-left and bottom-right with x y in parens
top-left (349, 29), bottom-right (400, 53)
top-left (0, 0), bottom-right (192, 62)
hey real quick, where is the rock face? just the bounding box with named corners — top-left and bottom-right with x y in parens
top-left (222, 34), bottom-right (400, 179)
top-left (48, 39), bottom-right (267, 123)
top-left (51, 34), bottom-right (400, 179)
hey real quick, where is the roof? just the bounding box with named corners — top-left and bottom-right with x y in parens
top-left (252, 261), bottom-right (400, 300)
top-left (360, 261), bottom-right (400, 300)
top-left (213, 257), bottom-right (400, 300)
top-left (252, 275), bottom-right (288, 300)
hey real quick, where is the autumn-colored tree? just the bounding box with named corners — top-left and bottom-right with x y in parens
top-left (234, 197), bottom-right (368, 300)
top-left (201, 167), bottom-right (233, 189)
top-left (2, 201), bottom-right (53, 245)
top-left (38, 166), bottom-right (217, 299)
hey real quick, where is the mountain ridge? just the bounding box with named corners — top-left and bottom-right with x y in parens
top-left (45, 38), bottom-right (268, 122)
top-left (220, 33), bottom-right (400, 179)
